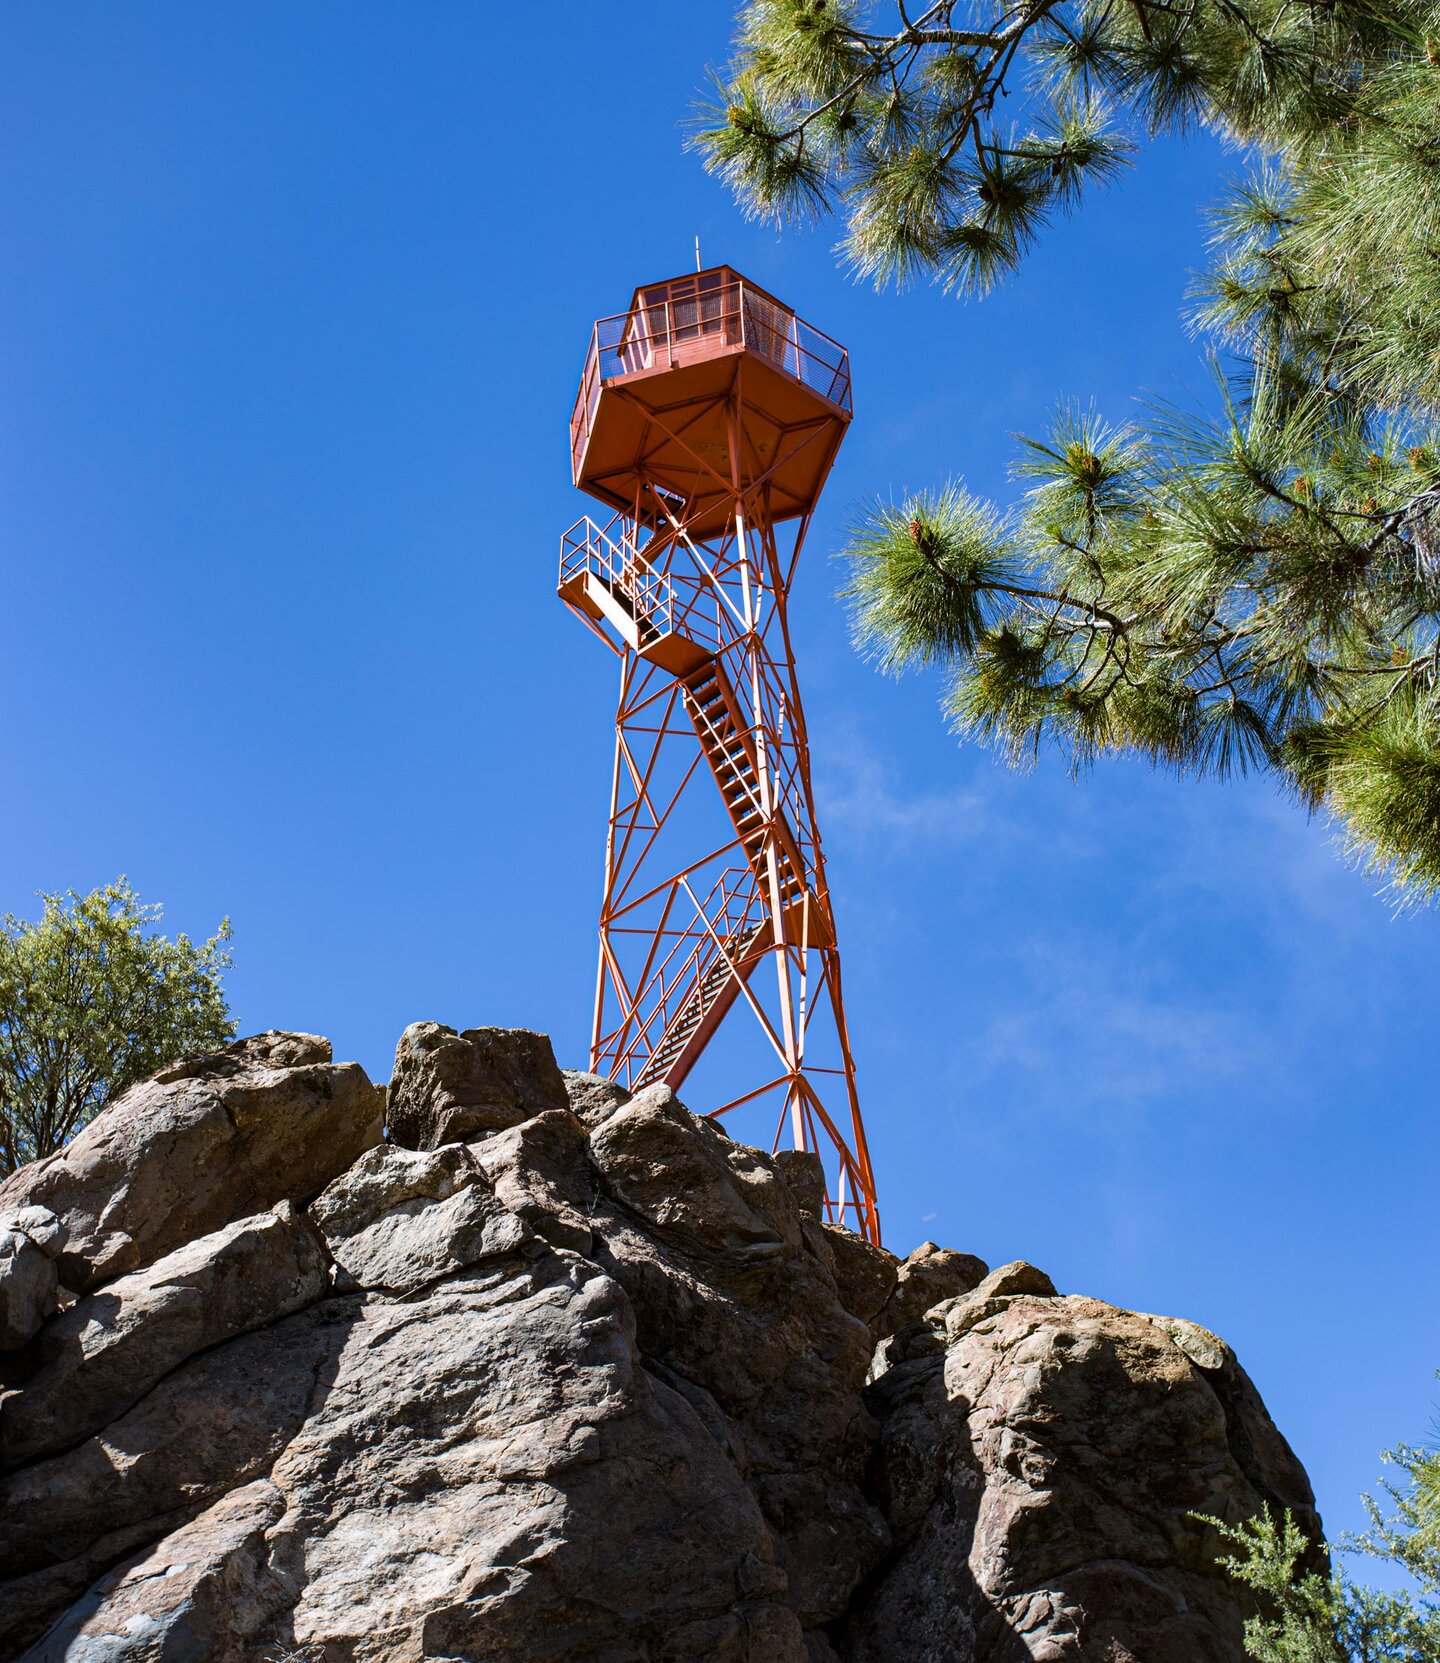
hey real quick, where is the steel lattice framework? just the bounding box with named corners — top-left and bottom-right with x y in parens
top-left (558, 266), bottom-right (880, 1243)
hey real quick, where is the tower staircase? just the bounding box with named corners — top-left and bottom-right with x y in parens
top-left (633, 911), bottom-right (772, 1089)
top-left (561, 517), bottom-right (833, 1090)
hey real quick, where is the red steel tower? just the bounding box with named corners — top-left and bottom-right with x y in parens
top-left (558, 266), bottom-right (880, 1244)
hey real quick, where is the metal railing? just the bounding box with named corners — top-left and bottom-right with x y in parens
top-left (558, 514), bottom-right (725, 657)
top-left (570, 273), bottom-right (851, 475)
top-left (630, 867), bottom-right (767, 1080)
top-left (559, 515), bottom-right (672, 635)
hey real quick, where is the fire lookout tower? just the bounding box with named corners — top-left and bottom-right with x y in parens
top-left (558, 266), bottom-right (880, 1244)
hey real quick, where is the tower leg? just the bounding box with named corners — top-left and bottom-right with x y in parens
top-left (577, 505), bottom-right (879, 1243)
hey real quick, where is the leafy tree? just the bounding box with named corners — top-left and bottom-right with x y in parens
top-left (697, 0), bottom-right (1440, 902)
top-left (0, 879), bottom-right (234, 1174)
top-left (1210, 1440), bottom-right (1440, 1661)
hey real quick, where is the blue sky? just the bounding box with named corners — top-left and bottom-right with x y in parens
top-left (3, 4), bottom-right (1435, 1552)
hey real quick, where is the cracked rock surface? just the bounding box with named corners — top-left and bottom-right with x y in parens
top-left (0, 1027), bottom-right (1318, 1661)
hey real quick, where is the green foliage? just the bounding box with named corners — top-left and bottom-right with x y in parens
top-left (838, 381), bottom-right (1440, 895)
top-left (0, 878), bottom-right (234, 1174)
top-left (1208, 1441), bottom-right (1440, 1662)
top-left (1345, 1443), bottom-right (1440, 1655)
top-left (700, 0), bottom-right (1440, 902)
top-left (695, 0), bottom-right (1394, 296)
top-left (1213, 1508), bottom-right (1345, 1662)
top-left (843, 484), bottom-right (1022, 670)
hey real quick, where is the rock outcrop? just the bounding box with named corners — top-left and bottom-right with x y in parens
top-left (0, 1025), bottom-right (1319, 1662)
top-left (0, 1031), bottom-right (381, 1306)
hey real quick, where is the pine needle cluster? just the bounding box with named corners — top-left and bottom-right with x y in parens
top-left (844, 379), bottom-right (1440, 897)
top-left (699, 0), bottom-right (1440, 903)
top-left (695, 0), bottom-right (1391, 294)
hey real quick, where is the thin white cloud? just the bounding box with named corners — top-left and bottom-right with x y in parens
top-left (975, 969), bottom-right (1259, 1107)
top-left (815, 727), bottom-right (1003, 854)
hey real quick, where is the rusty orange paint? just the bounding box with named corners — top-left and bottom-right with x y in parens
top-left (558, 267), bottom-right (880, 1246)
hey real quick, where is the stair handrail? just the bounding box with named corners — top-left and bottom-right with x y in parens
top-left (643, 866), bottom-right (752, 1030)
top-left (606, 865), bottom-right (750, 1060)
top-left (559, 515), bottom-right (674, 638)
top-left (633, 868), bottom-right (767, 1076)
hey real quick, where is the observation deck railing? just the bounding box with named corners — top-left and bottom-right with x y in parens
top-left (570, 271), bottom-right (852, 481)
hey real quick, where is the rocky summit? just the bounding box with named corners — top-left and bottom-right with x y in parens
top-left (0, 1026), bottom-right (1318, 1662)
